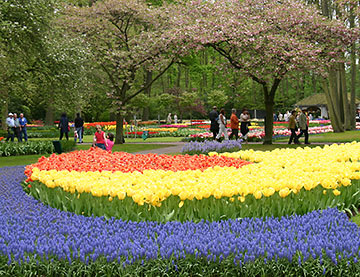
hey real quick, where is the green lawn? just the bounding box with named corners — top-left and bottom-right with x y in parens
top-left (277, 130), bottom-right (360, 143)
top-left (75, 143), bottom-right (174, 152)
top-left (351, 214), bottom-right (360, 227)
top-left (81, 135), bottom-right (183, 143)
top-left (0, 154), bottom-right (51, 167)
top-left (0, 143), bottom-right (174, 168)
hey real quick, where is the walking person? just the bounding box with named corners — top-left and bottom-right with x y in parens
top-left (13, 113), bottom-right (21, 142)
top-left (240, 108), bottom-right (250, 142)
top-left (5, 113), bottom-right (14, 142)
top-left (74, 113), bottom-right (84, 143)
top-left (297, 109), bottom-right (310, 144)
top-left (216, 108), bottom-right (229, 141)
top-left (229, 108), bottom-right (239, 140)
top-left (19, 113), bottom-right (28, 142)
top-left (209, 106), bottom-right (219, 140)
top-left (288, 110), bottom-right (300, 144)
top-left (59, 113), bottom-right (69, 140)
top-left (167, 113), bottom-right (172, 124)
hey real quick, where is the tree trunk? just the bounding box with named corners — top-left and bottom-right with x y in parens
top-left (349, 12), bottom-right (356, 130)
top-left (320, 0), bottom-right (346, 132)
top-left (176, 64), bottom-right (181, 88)
top-left (142, 70), bottom-right (152, 121)
top-left (339, 63), bottom-right (351, 130)
top-left (185, 67), bottom-right (189, 90)
top-left (262, 78), bottom-right (281, 144)
top-left (252, 79), bottom-right (256, 107)
top-left (45, 91), bottom-right (54, 126)
top-left (161, 75), bottom-right (166, 93)
top-left (115, 113), bottom-right (124, 144)
top-left (202, 50), bottom-right (208, 92)
top-left (285, 77), bottom-right (289, 98)
top-left (296, 73), bottom-right (304, 102)
top-left (322, 68), bottom-right (344, 132)
top-left (311, 72), bottom-right (317, 94)
top-left (1, 88), bottom-right (8, 131)
top-left (167, 69), bottom-right (171, 88)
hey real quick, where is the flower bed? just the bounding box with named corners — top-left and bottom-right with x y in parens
top-left (181, 140), bottom-right (243, 155)
top-left (1, 167), bottom-right (360, 275)
top-left (144, 128), bottom-right (179, 132)
top-left (23, 143), bottom-right (360, 222)
top-left (159, 124), bottom-right (188, 128)
top-left (187, 124), bottom-right (350, 142)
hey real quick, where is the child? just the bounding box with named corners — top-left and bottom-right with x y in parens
top-left (93, 125), bottom-right (108, 150)
top-left (74, 129), bottom-right (78, 142)
top-left (106, 133), bottom-right (115, 152)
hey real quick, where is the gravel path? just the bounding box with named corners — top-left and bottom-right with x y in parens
top-left (132, 142), bottom-right (185, 155)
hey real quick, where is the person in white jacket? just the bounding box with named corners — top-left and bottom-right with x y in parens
top-left (216, 108), bottom-right (229, 141)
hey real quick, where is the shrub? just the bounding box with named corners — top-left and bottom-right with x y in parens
top-left (0, 141), bottom-right (54, 156)
top-left (0, 140), bottom-right (76, 156)
top-left (60, 140), bottom-right (76, 152)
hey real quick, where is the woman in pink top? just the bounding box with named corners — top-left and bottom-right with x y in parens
top-left (106, 133), bottom-right (115, 152)
top-left (92, 125), bottom-right (108, 150)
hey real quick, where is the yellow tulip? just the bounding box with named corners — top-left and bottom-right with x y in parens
top-left (253, 191), bottom-right (262, 199)
top-left (279, 188), bottom-right (290, 198)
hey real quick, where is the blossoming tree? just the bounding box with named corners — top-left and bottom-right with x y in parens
top-left (64, 0), bottom-right (178, 143)
top-left (168, 0), bottom-right (357, 144)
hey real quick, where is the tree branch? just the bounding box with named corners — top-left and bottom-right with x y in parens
top-left (99, 62), bottom-right (121, 94)
top-left (124, 59), bottom-right (175, 103)
top-left (208, 42), bottom-right (267, 85)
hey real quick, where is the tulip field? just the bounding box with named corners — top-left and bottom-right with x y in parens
top-left (2, 142), bottom-right (360, 275)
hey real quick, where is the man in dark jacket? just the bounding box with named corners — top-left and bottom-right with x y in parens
top-left (209, 106), bottom-right (219, 139)
top-left (74, 113), bottom-right (84, 143)
top-left (59, 113), bottom-right (69, 140)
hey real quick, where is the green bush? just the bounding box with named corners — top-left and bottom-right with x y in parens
top-left (0, 140), bottom-right (76, 156)
top-left (60, 140), bottom-right (76, 152)
top-left (0, 141), bottom-right (54, 156)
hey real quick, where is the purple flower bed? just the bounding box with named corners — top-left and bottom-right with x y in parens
top-left (1, 166), bottom-right (360, 268)
top-left (181, 140), bottom-right (243, 155)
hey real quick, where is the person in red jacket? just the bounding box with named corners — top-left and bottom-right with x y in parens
top-left (92, 125), bottom-right (108, 150)
top-left (229, 108), bottom-right (239, 140)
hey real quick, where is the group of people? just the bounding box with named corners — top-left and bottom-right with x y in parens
top-left (58, 112), bottom-right (85, 143)
top-left (92, 125), bottom-right (114, 151)
top-left (288, 109), bottom-right (310, 145)
top-left (209, 106), bottom-right (251, 141)
top-left (275, 110), bottom-right (313, 122)
top-left (5, 113), bottom-right (28, 142)
top-left (59, 113), bottom-right (114, 151)
top-left (167, 113), bottom-right (178, 124)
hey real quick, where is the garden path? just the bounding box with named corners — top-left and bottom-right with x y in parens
top-left (131, 142), bottom-right (185, 154)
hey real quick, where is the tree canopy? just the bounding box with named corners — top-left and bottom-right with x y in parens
top-left (165, 0), bottom-right (357, 143)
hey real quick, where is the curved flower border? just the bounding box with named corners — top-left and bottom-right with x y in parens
top-left (1, 166), bottom-right (360, 267)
